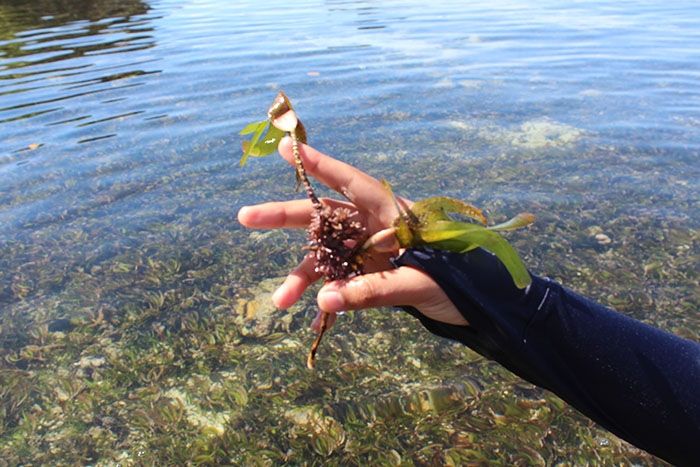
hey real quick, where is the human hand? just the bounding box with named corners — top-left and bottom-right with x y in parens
top-left (237, 137), bottom-right (468, 331)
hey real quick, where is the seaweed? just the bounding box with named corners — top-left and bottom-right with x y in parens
top-left (240, 93), bottom-right (534, 371)
top-left (383, 181), bottom-right (535, 289)
top-left (240, 92), bottom-right (367, 369)
top-left (239, 93), bottom-right (535, 368)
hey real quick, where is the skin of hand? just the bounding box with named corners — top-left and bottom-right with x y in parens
top-left (237, 136), bottom-right (468, 331)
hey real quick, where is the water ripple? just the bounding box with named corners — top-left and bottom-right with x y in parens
top-left (0, 0), bottom-right (697, 287)
top-left (0, 6), bottom-right (697, 462)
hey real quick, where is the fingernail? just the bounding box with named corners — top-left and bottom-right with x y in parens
top-left (362, 228), bottom-right (398, 253)
top-left (310, 312), bottom-right (322, 332)
top-left (279, 135), bottom-right (292, 150)
top-left (272, 287), bottom-right (286, 309)
top-left (237, 206), bottom-right (251, 222)
top-left (318, 289), bottom-right (345, 312)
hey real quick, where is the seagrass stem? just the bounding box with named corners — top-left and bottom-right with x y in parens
top-left (291, 132), bottom-right (320, 209)
top-left (307, 312), bottom-right (329, 369)
top-left (291, 131), bottom-right (330, 369)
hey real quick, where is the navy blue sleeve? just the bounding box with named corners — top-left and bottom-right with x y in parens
top-left (393, 247), bottom-right (700, 466)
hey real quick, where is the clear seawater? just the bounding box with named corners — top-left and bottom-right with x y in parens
top-left (1, 0), bottom-right (698, 464)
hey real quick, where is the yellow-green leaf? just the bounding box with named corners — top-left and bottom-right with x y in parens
top-left (240, 120), bottom-right (269, 166)
top-left (412, 197), bottom-right (488, 225)
top-left (253, 124), bottom-right (285, 157)
top-left (419, 221), bottom-right (531, 289)
top-left (239, 120), bottom-right (267, 136)
top-left (488, 212), bottom-right (536, 232)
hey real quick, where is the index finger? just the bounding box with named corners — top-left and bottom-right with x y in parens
top-left (278, 137), bottom-right (397, 223)
top-left (237, 198), bottom-right (359, 230)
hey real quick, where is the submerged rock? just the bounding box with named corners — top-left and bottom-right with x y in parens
top-left (595, 233), bottom-right (612, 245)
top-left (510, 118), bottom-right (584, 149)
top-left (233, 277), bottom-right (303, 337)
top-left (165, 387), bottom-right (230, 436)
top-left (449, 117), bottom-right (584, 149)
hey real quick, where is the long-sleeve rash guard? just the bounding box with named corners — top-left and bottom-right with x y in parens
top-left (393, 247), bottom-right (700, 466)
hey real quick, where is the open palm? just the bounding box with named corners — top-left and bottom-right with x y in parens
top-left (237, 137), bottom-right (467, 330)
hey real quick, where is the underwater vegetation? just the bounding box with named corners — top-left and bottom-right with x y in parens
top-left (0, 0), bottom-right (697, 462)
top-left (0, 141), bottom-right (691, 464)
top-left (0, 97), bottom-right (693, 467)
top-left (0, 94), bottom-right (692, 463)
top-left (0, 124), bottom-right (690, 466)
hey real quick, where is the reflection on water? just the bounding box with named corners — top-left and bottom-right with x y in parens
top-left (0, 0), bottom-right (157, 129)
top-left (0, 0), bottom-right (698, 464)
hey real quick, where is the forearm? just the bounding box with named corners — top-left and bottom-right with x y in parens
top-left (395, 247), bottom-right (700, 466)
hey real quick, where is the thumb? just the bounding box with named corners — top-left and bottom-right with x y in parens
top-left (277, 135), bottom-right (294, 165)
top-left (317, 267), bottom-right (468, 326)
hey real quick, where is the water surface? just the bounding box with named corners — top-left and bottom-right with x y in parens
top-left (1, 0), bottom-right (698, 464)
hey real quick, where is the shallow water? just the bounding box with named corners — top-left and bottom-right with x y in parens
top-left (1, 0), bottom-right (698, 464)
